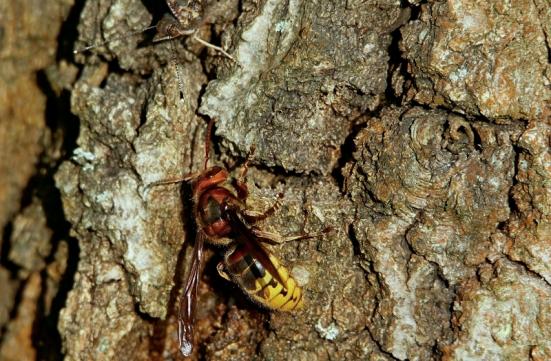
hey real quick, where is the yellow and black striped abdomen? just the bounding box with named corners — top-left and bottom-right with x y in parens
top-left (225, 245), bottom-right (303, 311)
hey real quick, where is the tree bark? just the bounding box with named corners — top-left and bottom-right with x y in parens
top-left (1, 0), bottom-right (550, 360)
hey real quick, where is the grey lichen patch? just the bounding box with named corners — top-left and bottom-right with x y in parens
top-left (400, 0), bottom-right (551, 120)
top-left (57, 239), bottom-right (150, 361)
top-left (446, 259), bottom-right (551, 360)
top-left (200, 0), bottom-right (402, 174)
top-left (344, 106), bottom-right (522, 359)
top-left (63, 73), bottom-right (176, 317)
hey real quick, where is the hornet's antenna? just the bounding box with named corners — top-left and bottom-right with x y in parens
top-left (73, 25), bottom-right (157, 54)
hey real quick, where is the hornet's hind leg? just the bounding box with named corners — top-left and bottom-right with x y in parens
top-left (250, 227), bottom-right (332, 245)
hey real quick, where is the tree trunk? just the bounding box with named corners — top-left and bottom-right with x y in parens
top-left (1, 0), bottom-right (550, 360)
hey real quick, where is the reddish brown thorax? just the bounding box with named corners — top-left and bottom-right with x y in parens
top-left (192, 166), bottom-right (242, 240)
top-left (199, 188), bottom-right (234, 237)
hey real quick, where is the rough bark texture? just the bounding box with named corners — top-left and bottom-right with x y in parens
top-left (0, 0), bottom-right (76, 359)
top-left (0, 0), bottom-right (549, 360)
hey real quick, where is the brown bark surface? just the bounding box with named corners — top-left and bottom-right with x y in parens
top-left (0, 0), bottom-right (549, 360)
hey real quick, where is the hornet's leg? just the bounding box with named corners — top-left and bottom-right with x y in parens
top-left (251, 227), bottom-right (332, 245)
top-left (242, 193), bottom-right (284, 223)
top-left (216, 262), bottom-right (231, 281)
top-left (232, 145), bottom-right (256, 200)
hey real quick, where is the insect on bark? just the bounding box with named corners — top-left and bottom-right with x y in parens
top-left (74, 0), bottom-right (236, 62)
top-left (153, 0), bottom-right (236, 61)
top-left (73, 0), bottom-right (237, 101)
top-left (149, 119), bottom-right (328, 356)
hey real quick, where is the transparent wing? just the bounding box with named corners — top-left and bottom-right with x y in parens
top-left (226, 207), bottom-right (287, 287)
top-left (178, 231), bottom-right (205, 356)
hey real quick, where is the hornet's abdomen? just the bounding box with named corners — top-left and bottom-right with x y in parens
top-left (225, 245), bottom-right (303, 311)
